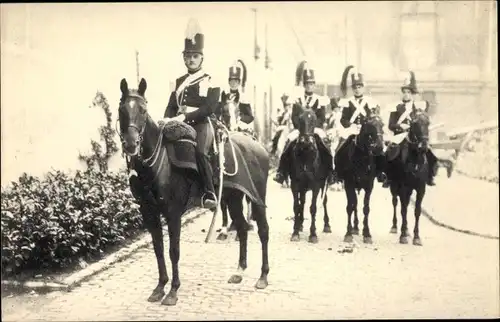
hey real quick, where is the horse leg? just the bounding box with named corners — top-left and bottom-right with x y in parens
top-left (253, 202), bottom-right (270, 289)
top-left (161, 211), bottom-right (182, 306)
top-left (323, 192), bottom-right (332, 233)
top-left (291, 188), bottom-right (301, 241)
top-left (399, 188), bottom-right (412, 244)
top-left (390, 183), bottom-right (399, 234)
top-left (344, 183), bottom-right (356, 243)
top-left (413, 184), bottom-right (426, 246)
top-left (143, 209), bottom-right (168, 302)
top-left (299, 191), bottom-right (306, 233)
top-left (217, 199), bottom-right (229, 241)
top-left (362, 186), bottom-right (373, 244)
top-left (352, 204), bottom-right (360, 235)
top-left (246, 196), bottom-right (254, 231)
top-left (227, 190), bottom-right (248, 284)
top-left (308, 188), bottom-right (319, 243)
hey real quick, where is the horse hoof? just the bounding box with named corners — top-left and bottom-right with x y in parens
top-left (255, 277), bottom-right (268, 289)
top-left (247, 224), bottom-right (254, 231)
top-left (308, 235), bottom-right (318, 244)
top-left (413, 238), bottom-right (423, 246)
top-left (390, 227), bottom-right (398, 234)
top-left (216, 233), bottom-right (228, 241)
top-left (228, 275), bottom-right (243, 284)
top-left (161, 293), bottom-right (178, 306)
top-left (344, 235), bottom-right (353, 243)
top-left (290, 234), bottom-right (300, 242)
top-left (399, 236), bottom-right (409, 244)
top-left (323, 226), bottom-right (332, 233)
top-left (352, 228), bottom-right (360, 235)
top-left (363, 236), bottom-right (373, 244)
top-left (147, 289), bottom-right (165, 302)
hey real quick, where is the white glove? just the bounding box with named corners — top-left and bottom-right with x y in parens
top-left (400, 123), bottom-right (410, 130)
top-left (161, 114), bottom-right (186, 124)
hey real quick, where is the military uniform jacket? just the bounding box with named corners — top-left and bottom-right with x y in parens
top-left (216, 90), bottom-right (254, 124)
top-left (164, 69), bottom-right (220, 125)
top-left (339, 96), bottom-right (379, 128)
top-left (291, 93), bottom-right (326, 129)
top-left (388, 100), bottom-right (429, 134)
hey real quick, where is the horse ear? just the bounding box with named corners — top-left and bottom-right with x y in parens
top-left (120, 78), bottom-right (129, 96)
top-left (138, 78), bottom-right (147, 96)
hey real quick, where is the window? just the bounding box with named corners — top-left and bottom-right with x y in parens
top-left (398, 1), bottom-right (438, 71)
top-left (436, 1), bottom-right (480, 66)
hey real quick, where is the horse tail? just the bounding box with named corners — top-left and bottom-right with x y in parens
top-left (340, 65), bottom-right (355, 97)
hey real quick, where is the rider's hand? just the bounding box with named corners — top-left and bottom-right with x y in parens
top-left (400, 123), bottom-right (410, 130)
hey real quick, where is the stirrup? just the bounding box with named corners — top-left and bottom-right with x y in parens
top-left (201, 191), bottom-right (218, 210)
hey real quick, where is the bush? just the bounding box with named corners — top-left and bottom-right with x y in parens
top-left (455, 128), bottom-right (499, 183)
top-left (1, 168), bottom-right (144, 277)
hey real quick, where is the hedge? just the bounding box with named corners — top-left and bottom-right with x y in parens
top-left (1, 168), bottom-right (144, 277)
top-left (455, 128), bottom-right (499, 183)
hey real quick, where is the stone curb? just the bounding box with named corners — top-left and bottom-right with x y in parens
top-left (410, 198), bottom-right (499, 240)
top-left (1, 208), bottom-right (209, 294)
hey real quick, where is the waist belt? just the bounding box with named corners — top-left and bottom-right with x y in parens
top-left (179, 105), bottom-right (199, 114)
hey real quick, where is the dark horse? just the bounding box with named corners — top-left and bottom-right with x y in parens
top-left (216, 99), bottom-right (254, 240)
top-left (334, 111), bottom-right (385, 244)
top-left (289, 109), bottom-right (331, 243)
top-left (117, 78), bottom-right (270, 306)
top-left (386, 110), bottom-right (430, 246)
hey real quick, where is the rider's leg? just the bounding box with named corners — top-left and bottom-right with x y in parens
top-left (426, 148), bottom-right (438, 186)
top-left (271, 129), bottom-right (283, 154)
top-left (193, 122), bottom-right (217, 210)
top-left (273, 130), bottom-right (298, 184)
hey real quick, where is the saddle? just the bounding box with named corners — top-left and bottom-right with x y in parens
top-left (161, 120), bottom-right (199, 173)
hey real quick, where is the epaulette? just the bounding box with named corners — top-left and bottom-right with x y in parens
top-left (239, 91), bottom-right (250, 104)
top-left (338, 98), bottom-right (349, 108)
top-left (364, 96), bottom-right (379, 109)
top-left (318, 95), bottom-right (330, 106)
top-left (414, 101), bottom-right (427, 111)
top-left (387, 101), bottom-right (402, 112)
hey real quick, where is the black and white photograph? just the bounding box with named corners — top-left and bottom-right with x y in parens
top-left (1, 1), bottom-right (498, 320)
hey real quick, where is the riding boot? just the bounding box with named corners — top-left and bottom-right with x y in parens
top-left (271, 131), bottom-right (281, 155)
top-left (196, 152), bottom-right (218, 210)
top-left (426, 150), bottom-right (438, 186)
top-left (273, 139), bottom-right (291, 184)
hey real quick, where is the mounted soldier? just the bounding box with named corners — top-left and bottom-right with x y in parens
top-left (161, 18), bottom-right (220, 210)
top-left (271, 94), bottom-right (293, 155)
top-left (334, 65), bottom-right (388, 186)
top-left (218, 59), bottom-right (255, 134)
top-left (386, 71), bottom-right (438, 186)
top-left (273, 60), bottom-right (335, 185)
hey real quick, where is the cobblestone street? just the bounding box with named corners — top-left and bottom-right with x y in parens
top-left (2, 175), bottom-right (499, 320)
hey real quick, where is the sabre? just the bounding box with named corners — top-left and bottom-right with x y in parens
top-left (205, 130), bottom-right (226, 243)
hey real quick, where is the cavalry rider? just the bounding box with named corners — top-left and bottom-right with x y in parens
top-left (161, 18), bottom-right (220, 210)
top-left (218, 59), bottom-right (254, 131)
top-left (270, 94), bottom-right (293, 155)
top-left (386, 71), bottom-right (438, 186)
top-left (273, 61), bottom-right (335, 185)
top-left (334, 65), bottom-right (388, 186)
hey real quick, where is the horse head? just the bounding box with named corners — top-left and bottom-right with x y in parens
top-left (294, 109), bottom-right (319, 170)
top-left (408, 109), bottom-right (430, 153)
top-left (221, 95), bottom-right (239, 132)
top-left (118, 78), bottom-right (152, 157)
top-left (358, 109), bottom-right (385, 156)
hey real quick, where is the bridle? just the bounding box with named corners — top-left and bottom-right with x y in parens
top-left (117, 94), bottom-right (166, 171)
top-left (355, 116), bottom-right (384, 155)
